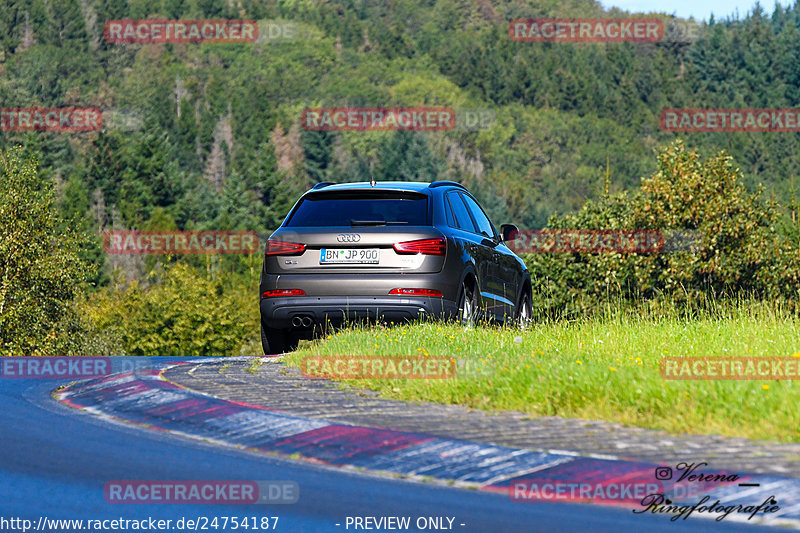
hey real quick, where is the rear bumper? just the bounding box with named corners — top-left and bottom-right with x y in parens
top-left (260, 296), bottom-right (459, 329)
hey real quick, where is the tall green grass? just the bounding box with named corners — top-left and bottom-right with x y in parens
top-left (285, 300), bottom-right (800, 442)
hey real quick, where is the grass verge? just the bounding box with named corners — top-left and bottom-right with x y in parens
top-left (285, 301), bottom-right (800, 442)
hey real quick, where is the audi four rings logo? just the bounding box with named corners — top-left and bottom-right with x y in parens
top-left (337, 233), bottom-right (361, 242)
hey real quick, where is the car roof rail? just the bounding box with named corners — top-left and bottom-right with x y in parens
top-left (429, 180), bottom-right (466, 189)
top-left (312, 181), bottom-right (337, 190)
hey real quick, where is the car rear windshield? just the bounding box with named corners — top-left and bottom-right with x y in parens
top-left (284, 191), bottom-right (429, 227)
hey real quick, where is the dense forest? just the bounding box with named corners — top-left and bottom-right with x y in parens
top-left (4, 0), bottom-right (800, 354)
top-left (4, 1), bottom-right (800, 235)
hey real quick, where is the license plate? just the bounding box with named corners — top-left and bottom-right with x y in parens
top-left (320, 248), bottom-right (379, 264)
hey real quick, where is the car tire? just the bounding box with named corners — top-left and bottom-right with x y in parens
top-left (457, 280), bottom-right (479, 326)
top-left (261, 322), bottom-right (287, 355)
top-left (285, 330), bottom-right (302, 353)
top-left (516, 289), bottom-right (532, 330)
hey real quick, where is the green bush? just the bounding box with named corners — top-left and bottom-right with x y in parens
top-left (84, 262), bottom-right (258, 357)
top-left (524, 141), bottom-right (800, 320)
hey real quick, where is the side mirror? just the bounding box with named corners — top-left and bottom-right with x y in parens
top-left (500, 224), bottom-right (520, 242)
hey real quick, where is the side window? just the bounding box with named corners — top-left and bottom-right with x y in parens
top-left (443, 195), bottom-right (455, 227)
top-left (461, 194), bottom-right (496, 238)
top-left (446, 192), bottom-right (476, 232)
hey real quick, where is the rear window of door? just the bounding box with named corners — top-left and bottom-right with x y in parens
top-left (461, 193), bottom-right (496, 238)
top-left (446, 191), bottom-right (477, 232)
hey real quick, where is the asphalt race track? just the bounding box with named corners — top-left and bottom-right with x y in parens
top-left (0, 359), bottom-right (778, 533)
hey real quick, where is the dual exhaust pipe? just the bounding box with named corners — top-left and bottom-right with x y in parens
top-left (291, 315), bottom-right (313, 328)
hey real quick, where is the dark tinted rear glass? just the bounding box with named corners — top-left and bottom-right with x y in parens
top-left (285, 191), bottom-right (429, 227)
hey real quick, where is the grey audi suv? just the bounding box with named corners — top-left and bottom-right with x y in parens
top-left (258, 180), bottom-right (532, 354)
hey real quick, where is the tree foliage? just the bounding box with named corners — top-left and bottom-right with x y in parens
top-left (0, 147), bottom-right (95, 354)
top-left (525, 142), bottom-right (800, 319)
top-left (86, 262), bottom-right (257, 356)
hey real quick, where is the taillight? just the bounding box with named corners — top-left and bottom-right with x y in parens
top-left (389, 288), bottom-right (443, 297)
top-left (265, 240), bottom-right (306, 256)
top-left (392, 238), bottom-right (446, 255)
top-left (262, 289), bottom-right (306, 298)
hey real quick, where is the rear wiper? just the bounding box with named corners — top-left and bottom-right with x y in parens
top-left (350, 220), bottom-right (408, 226)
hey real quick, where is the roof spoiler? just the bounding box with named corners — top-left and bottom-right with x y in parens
top-left (429, 180), bottom-right (466, 190)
